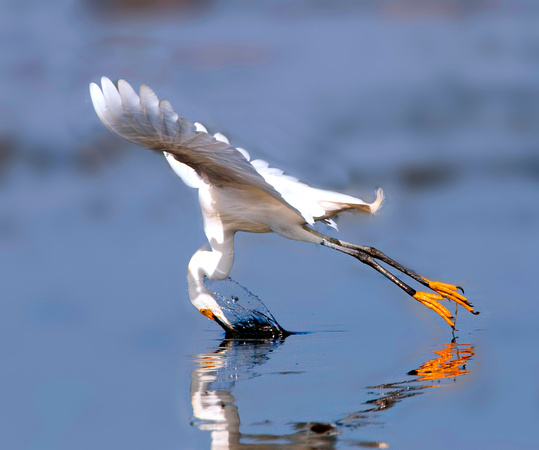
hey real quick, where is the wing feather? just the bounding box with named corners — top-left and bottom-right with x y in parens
top-left (89, 77), bottom-right (382, 227)
top-left (89, 77), bottom-right (300, 215)
top-left (253, 159), bottom-right (384, 225)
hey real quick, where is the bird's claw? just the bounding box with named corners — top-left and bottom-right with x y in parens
top-left (413, 291), bottom-right (455, 328)
top-left (423, 279), bottom-right (479, 315)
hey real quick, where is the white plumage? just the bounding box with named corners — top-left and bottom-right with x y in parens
top-left (90, 77), bottom-right (476, 334)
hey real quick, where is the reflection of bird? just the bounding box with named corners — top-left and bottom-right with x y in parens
top-left (190, 338), bottom-right (474, 447)
top-left (90, 77), bottom-right (477, 332)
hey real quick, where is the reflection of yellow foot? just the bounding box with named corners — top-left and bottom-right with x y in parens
top-left (424, 279), bottom-right (478, 315)
top-left (411, 342), bottom-right (475, 381)
top-left (413, 291), bottom-right (455, 328)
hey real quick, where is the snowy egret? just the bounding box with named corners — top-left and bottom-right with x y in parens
top-left (89, 77), bottom-right (477, 333)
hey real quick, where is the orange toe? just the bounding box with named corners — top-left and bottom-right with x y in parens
top-left (423, 279), bottom-right (477, 315)
top-left (413, 291), bottom-right (455, 328)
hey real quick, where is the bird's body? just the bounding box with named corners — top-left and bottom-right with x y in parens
top-left (90, 77), bottom-right (477, 334)
top-left (170, 133), bottom-right (383, 329)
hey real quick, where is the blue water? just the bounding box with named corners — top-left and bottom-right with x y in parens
top-left (2, 0), bottom-right (539, 448)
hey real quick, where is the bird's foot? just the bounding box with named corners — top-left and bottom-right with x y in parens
top-left (412, 291), bottom-right (455, 328)
top-left (423, 279), bottom-right (478, 315)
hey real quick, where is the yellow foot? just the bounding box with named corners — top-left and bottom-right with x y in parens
top-left (423, 279), bottom-right (478, 315)
top-left (413, 291), bottom-right (455, 328)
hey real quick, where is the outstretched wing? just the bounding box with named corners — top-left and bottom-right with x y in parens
top-left (181, 129), bottom-right (384, 227)
top-left (89, 77), bottom-right (299, 214)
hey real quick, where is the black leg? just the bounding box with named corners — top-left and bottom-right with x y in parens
top-left (354, 250), bottom-right (417, 298)
top-left (321, 237), bottom-right (420, 298)
top-left (318, 234), bottom-right (478, 328)
top-left (338, 240), bottom-right (431, 289)
top-left (327, 237), bottom-right (475, 311)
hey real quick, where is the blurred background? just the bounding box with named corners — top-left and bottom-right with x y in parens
top-left (1, 0), bottom-right (538, 448)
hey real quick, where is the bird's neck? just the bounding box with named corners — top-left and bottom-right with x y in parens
top-left (187, 235), bottom-right (236, 326)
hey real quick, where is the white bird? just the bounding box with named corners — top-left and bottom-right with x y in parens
top-left (89, 77), bottom-right (477, 333)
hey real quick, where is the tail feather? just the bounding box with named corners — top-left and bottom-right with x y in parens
top-left (317, 187), bottom-right (384, 218)
top-left (367, 187), bottom-right (384, 214)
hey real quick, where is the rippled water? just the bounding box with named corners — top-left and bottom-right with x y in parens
top-left (2, 1), bottom-right (539, 448)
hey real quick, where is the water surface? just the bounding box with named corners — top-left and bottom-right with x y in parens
top-left (1, 1), bottom-right (538, 448)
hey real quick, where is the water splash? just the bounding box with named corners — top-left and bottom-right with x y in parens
top-left (204, 277), bottom-right (290, 338)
